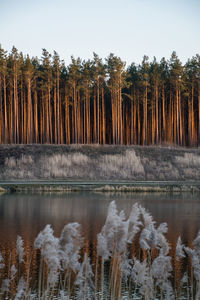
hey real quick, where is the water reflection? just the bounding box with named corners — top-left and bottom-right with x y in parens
top-left (0, 192), bottom-right (200, 252)
top-left (0, 191), bottom-right (200, 296)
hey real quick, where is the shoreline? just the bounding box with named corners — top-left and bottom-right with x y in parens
top-left (1, 145), bottom-right (200, 189)
top-left (0, 180), bottom-right (200, 193)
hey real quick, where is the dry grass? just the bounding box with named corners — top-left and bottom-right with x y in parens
top-left (0, 200), bottom-right (199, 299)
top-left (0, 187), bottom-right (5, 193)
top-left (0, 145), bottom-right (200, 181)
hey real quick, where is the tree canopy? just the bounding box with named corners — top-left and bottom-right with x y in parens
top-left (0, 45), bottom-right (200, 146)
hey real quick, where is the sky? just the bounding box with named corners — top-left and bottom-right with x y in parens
top-left (0, 0), bottom-right (200, 66)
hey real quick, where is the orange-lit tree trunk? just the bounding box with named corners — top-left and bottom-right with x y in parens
top-left (34, 89), bottom-right (38, 143)
top-left (198, 84), bottom-right (200, 146)
top-left (0, 77), bottom-right (2, 143)
top-left (155, 83), bottom-right (159, 144)
top-left (3, 74), bottom-right (8, 143)
top-left (65, 91), bottom-right (70, 144)
top-left (26, 78), bottom-right (32, 143)
top-left (56, 69), bottom-right (60, 144)
top-left (102, 87), bottom-right (106, 144)
top-left (53, 86), bottom-right (57, 143)
top-left (162, 85), bottom-right (166, 142)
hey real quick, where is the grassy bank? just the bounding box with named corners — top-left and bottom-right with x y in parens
top-left (0, 145), bottom-right (200, 187)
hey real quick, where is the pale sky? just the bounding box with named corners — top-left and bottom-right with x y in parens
top-left (0, 0), bottom-right (199, 66)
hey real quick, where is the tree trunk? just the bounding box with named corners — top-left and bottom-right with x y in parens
top-left (162, 86), bottom-right (166, 142)
top-left (155, 84), bottom-right (159, 144)
top-left (3, 75), bottom-right (8, 143)
top-left (198, 86), bottom-right (200, 146)
top-left (102, 88), bottom-right (106, 145)
top-left (54, 86), bottom-right (57, 144)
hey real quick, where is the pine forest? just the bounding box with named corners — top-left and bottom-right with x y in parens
top-left (0, 45), bottom-right (200, 146)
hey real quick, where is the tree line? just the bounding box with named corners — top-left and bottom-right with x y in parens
top-left (0, 45), bottom-right (200, 146)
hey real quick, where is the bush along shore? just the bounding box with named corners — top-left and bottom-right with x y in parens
top-left (0, 201), bottom-right (200, 299)
top-left (1, 182), bottom-right (200, 193)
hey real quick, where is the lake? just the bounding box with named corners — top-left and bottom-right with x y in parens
top-left (0, 191), bottom-right (200, 298)
top-left (0, 191), bottom-right (200, 254)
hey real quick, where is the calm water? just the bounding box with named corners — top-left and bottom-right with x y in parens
top-left (0, 191), bottom-right (200, 253)
top-left (0, 191), bottom-right (199, 298)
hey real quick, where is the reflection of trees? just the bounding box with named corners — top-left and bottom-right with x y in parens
top-left (0, 192), bottom-right (199, 294)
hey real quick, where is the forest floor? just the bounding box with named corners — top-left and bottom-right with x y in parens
top-left (0, 144), bottom-right (200, 192)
